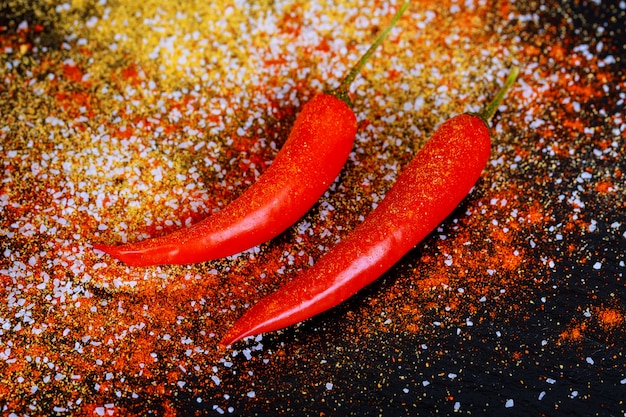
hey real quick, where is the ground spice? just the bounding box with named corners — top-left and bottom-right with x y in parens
top-left (1, 0), bottom-right (624, 415)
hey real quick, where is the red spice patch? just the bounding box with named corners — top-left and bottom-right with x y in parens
top-left (595, 307), bottom-right (625, 330)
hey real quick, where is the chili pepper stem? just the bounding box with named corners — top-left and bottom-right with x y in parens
top-left (477, 66), bottom-right (520, 123)
top-left (330, 0), bottom-right (411, 105)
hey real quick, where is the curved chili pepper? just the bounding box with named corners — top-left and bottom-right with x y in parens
top-left (93, 1), bottom-right (411, 267)
top-left (219, 67), bottom-right (520, 348)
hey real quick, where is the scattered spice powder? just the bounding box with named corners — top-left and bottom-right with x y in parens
top-left (1, 0), bottom-right (624, 415)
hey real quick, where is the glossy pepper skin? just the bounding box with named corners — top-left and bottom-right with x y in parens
top-left (94, 94), bottom-right (356, 266)
top-left (219, 114), bottom-right (491, 347)
top-left (219, 66), bottom-right (519, 348)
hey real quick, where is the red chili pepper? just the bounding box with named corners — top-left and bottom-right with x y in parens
top-left (219, 67), bottom-right (520, 348)
top-left (93, 2), bottom-right (411, 267)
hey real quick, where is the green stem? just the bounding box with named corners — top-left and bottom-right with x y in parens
top-left (330, 0), bottom-right (411, 105)
top-left (478, 66), bottom-right (520, 123)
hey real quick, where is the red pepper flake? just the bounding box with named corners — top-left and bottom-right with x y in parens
top-left (62, 63), bottom-right (85, 83)
top-left (120, 63), bottom-right (142, 84)
top-left (558, 322), bottom-right (586, 344)
top-left (595, 181), bottom-right (615, 194)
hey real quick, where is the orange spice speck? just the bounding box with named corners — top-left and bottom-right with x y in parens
top-left (595, 181), bottom-right (614, 193)
top-left (559, 323), bottom-right (586, 344)
top-left (596, 308), bottom-right (624, 329)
